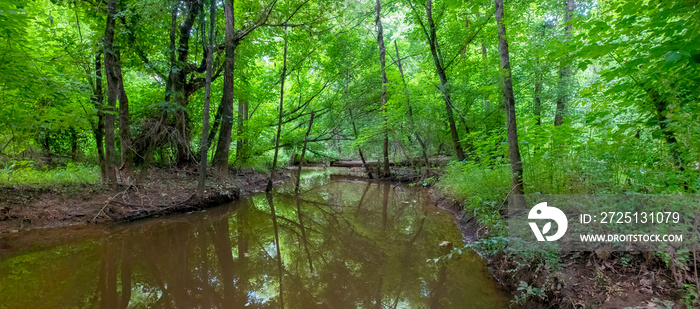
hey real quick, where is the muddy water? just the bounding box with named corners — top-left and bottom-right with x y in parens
top-left (0, 171), bottom-right (508, 308)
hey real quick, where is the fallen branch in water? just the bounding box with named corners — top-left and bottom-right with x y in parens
top-left (93, 185), bottom-right (135, 222)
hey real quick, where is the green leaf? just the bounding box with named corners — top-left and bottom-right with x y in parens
top-left (446, 0), bottom-right (462, 9)
top-left (578, 60), bottom-right (591, 71)
top-left (664, 51), bottom-right (681, 62)
top-left (470, 5), bottom-right (480, 14)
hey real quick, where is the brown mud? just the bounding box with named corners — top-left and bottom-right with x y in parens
top-left (0, 168), bottom-right (289, 234)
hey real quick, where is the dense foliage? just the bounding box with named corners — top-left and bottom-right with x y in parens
top-left (0, 0), bottom-right (697, 192)
top-left (1, 0), bottom-right (700, 307)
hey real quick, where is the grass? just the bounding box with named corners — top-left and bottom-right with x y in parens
top-left (0, 161), bottom-right (100, 188)
top-left (437, 161), bottom-right (510, 230)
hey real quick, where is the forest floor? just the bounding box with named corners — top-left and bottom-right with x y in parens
top-left (0, 168), bottom-right (289, 234)
top-left (429, 187), bottom-right (687, 309)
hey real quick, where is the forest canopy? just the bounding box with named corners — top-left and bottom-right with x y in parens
top-left (0, 0), bottom-right (698, 194)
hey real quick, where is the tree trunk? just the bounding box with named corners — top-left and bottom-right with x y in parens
top-left (482, 42), bottom-right (490, 111)
top-left (208, 103), bottom-right (222, 148)
top-left (295, 111), bottom-right (315, 193)
top-left (70, 128), bottom-right (79, 161)
top-left (394, 41), bottom-right (431, 173)
top-left (105, 0), bottom-right (131, 181)
top-left (174, 1), bottom-right (201, 164)
top-left (426, 0), bottom-right (465, 161)
top-left (212, 0), bottom-right (237, 174)
top-left (92, 52), bottom-right (106, 180)
top-left (198, 0), bottom-right (216, 194)
top-left (116, 52), bottom-right (132, 179)
top-left (236, 73), bottom-right (250, 164)
top-left (494, 0), bottom-right (524, 195)
top-left (554, 0), bottom-right (574, 127)
top-left (103, 0), bottom-right (119, 186)
top-left (376, 0), bottom-right (391, 178)
top-left (266, 28), bottom-right (289, 192)
top-left (533, 25), bottom-right (545, 126)
top-left (533, 60), bottom-right (543, 126)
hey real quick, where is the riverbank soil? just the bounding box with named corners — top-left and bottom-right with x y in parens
top-left (488, 250), bottom-right (685, 308)
top-left (429, 188), bottom-right (689, 308)
top-left (0, 168), bottom-right (286, 234)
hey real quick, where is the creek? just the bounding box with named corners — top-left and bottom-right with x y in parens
top-left (0, 169), bottom-right (508, 308)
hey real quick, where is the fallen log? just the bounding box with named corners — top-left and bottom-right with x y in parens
top-left (330, 160), bottom-right (381, 168)
top-left (330, 157), bottom-right (451, 168)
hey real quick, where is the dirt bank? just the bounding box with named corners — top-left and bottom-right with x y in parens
top-left (428, 188), bottom-right (688, 309)
top-left (0, 168), bottom-right (289, 234)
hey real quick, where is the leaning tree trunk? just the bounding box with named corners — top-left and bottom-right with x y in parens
top-left (198, 0), bottom-right (216, 194)
top-left (103, 0), bottom-right (119, 186)
top-left (426, 0), bottom-right (465, 161)
top-left (212, 0), bottom-right (237, 174)
top-left (495, 0), bottom-right (524, 195)
top-left (266, 28), bottom-right (289, 192)
top-left (375, 0), bottom-right (391, 178)
top-left (554, 0), bottom-right (574, 127)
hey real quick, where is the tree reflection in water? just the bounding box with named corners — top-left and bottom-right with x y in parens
top-left (0, 177), bottom-right (508, 308)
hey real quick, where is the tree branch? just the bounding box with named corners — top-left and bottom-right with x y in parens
top-left (284, 83), bottom-right (328, 118)
top-left (443, 14), bottom-right (493, 71)
top-left (407, 0), bottom-right (431, 50)
top-left (118, 15), bottom-right (167, 80)
top-left (235, 0), bottom-right (279, 41)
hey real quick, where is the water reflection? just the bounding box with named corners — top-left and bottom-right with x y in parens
top-left (0, 176), bottom-right (508, 308)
